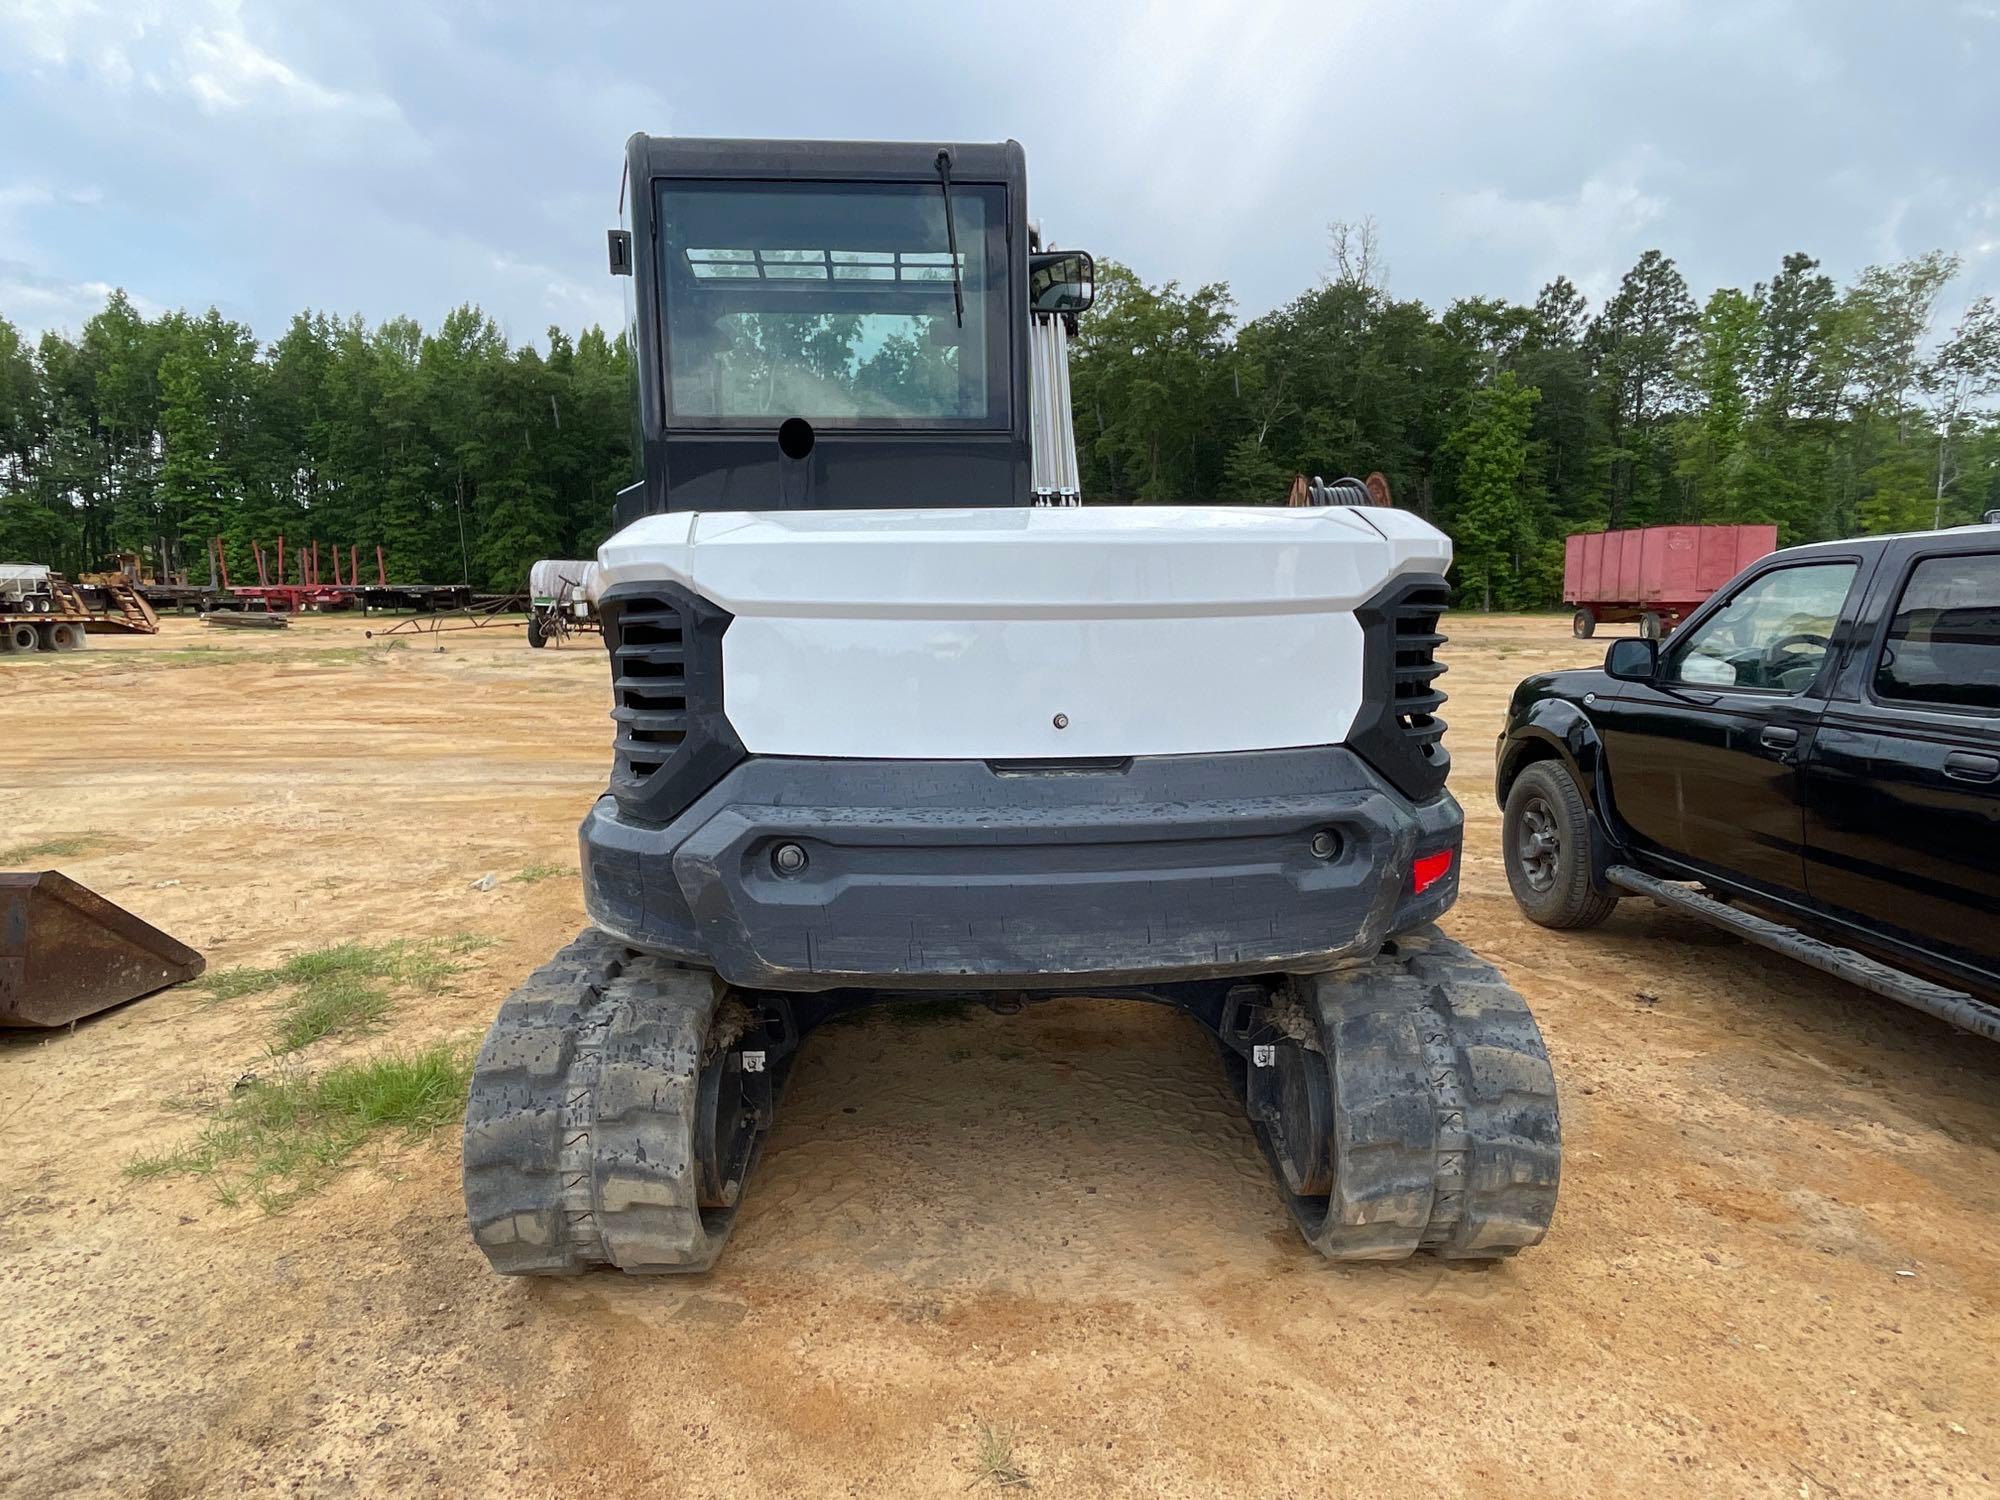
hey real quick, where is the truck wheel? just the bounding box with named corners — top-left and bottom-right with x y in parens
top-left (3, 622), bottom-right (39, 652)
top-left (1638, 612), bottom-right (1663, 641)
top-left (1571, 608), bottom-right (1596, 639)
top-left (1503, 761), bottom-right (1616, 929)
top-left (526, 612), bottom-right (547, 649)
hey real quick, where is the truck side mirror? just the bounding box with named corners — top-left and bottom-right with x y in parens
top-left (1030, 251), bottom-right (1095, 313)
top-left (1604, 638), bottom-right (1658, 682)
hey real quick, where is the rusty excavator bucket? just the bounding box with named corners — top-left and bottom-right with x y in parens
top-left (0, 872), bottom-right (205, 1028)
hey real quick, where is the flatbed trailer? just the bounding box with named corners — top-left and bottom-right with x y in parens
top-left (1, 575), bottom-right (159, 653)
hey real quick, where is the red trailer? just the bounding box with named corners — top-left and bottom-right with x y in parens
top-left (1563, 524), bottom-right (1778, 639)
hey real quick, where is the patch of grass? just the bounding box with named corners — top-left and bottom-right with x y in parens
top-left (510, 861), bottom-right (573, 884)
top-left (88, 640), bottom-right (412, 672)
top-left (198, 965), bottom-right (282, 1002)
top-left (197, 933), bottom-right (493, 1053)
top-left (970, 1423), bottom-right (1030, 1489)
top-left (131, 646), bottom-right (261, 668)
top-left (0, 834), bottom-right (103, 864)
top-left (126, 1043), bottom-right (471, 1213)
top-left (271, 973), bottom-right (394, 1053)
top-left (300, 642), bottom-right (409, 666)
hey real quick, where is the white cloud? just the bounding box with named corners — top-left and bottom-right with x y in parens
top-left (178, 24), bottom-right (392, 118)
top-left (1443, 152), bottom-right (1672, 301)
top-left (0, 260), bottom-right (160, 333)
top-left (0, 0), bottom-right (401, 123)
top-left (0, 178), bottom-right (106, 268)
top-left (5, 1), bottom-right (2000, 349)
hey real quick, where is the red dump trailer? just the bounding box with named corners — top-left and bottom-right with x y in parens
top-left (1564, 524), bottom-right (1778, 639)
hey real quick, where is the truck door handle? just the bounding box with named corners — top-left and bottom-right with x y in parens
top-left (1945, 750), bottom-right (2000, 783)
top-left (1759, 725), bottom-right (1799, 751)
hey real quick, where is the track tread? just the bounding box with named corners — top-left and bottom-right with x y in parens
top-left (1270, 926), bottom-right (1561, 1263)
top-left (463, 930), bottom-right (756, 1277)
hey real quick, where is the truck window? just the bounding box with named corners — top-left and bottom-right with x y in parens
top-left (1663, 561), bottom-right (1856, 692)
top-left (1874, 552), bottom-right (2000, 712)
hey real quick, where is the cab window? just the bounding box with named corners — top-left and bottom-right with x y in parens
top-left (1664, 562), bottom-right (1856, 692)
top-left (1874, 552), bottom-right (2000, 712)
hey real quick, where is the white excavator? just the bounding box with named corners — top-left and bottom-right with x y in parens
top-left (461, 136), bottom-right (1560, 1275)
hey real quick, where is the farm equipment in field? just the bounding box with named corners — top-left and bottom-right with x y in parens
top-left (1564, 524), bottom-right (1778, 639)
top-left (0, 872), bottom-right (205, 1027)
top-left (459, 135), bottom-right (1561, 1278)
top-left (526, 559), bottom-right (601, 648)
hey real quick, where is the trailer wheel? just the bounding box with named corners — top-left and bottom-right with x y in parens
top-left (1638, 611), bottom-right (1664, 641)
top-left (42, 621), bottom-right (87, 652)
top-left (1571, 608), bottom-right (1596, 639)
top-left (526, 612), bottom-right (548, 649)
top-left (3, 622), bottom-right (39, 653)
top-left (1503, 761), bottom-right (1616, 930)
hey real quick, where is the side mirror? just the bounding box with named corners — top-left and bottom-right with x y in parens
top-left (1604, 638), bottom-right (1658, 683)
top-left (1030, 250), bottom-right (1095, 314)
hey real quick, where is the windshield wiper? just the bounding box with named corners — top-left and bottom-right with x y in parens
top-left (934, 148), bottom-right (964, 328)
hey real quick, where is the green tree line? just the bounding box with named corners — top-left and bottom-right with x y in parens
top-left (1071, 234), bottom-right (2000, 607)
top-left (3, 236), bottom-right (1998, 605)
top-left (0, 296), bottom-right (633, 590)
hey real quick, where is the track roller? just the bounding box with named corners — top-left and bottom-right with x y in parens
top-left (462, 927), bottom-right (794, 1276)
top-left (1240, 926), bottom-right (1561, 1262)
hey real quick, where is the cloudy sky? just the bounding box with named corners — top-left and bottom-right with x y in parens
top-left (3, 0), bottom-right (1997, 345)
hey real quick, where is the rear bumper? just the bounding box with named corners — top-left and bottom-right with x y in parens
top-left (580, 748), bottom-right (1461, 992)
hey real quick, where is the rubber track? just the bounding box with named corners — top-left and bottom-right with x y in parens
top-left (1277, 925), bottom-right (1561, 1262)
top-left (462, 928), bottom-right (740, 1275)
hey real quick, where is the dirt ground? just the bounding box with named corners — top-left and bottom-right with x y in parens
top-left (1, 609), bottom-right (1995, 1499)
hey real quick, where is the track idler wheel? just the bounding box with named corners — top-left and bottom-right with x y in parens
top-left (1245, 1040), bottom-right (1333, 1196)
top-left (1243, 926), bottom-right (1561, 1262)
top-left (462, 929), bottom-right (794, 1276)
top-left (694, 1017), bottom-right (771, 1211)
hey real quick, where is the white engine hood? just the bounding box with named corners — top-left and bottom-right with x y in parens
top-left (596, 506), bottom-right (1451, 761)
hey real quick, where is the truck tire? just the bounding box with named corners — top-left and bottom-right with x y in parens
top-left (526, 612), bottom-right (547, 648)
top-left (1503, 761), bottom-right (1616, 929)
top-left (1638, 611), bottom-right (1664, 641)
top-left (43, 621), bottom-right (86, 652)
top-left (3, 622), bottom-right (38, 652)
top-left (1571, 607), bottom-right (1595, 639)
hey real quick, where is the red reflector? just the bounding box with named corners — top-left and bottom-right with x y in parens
top-left (1412, 849), bottom-right (1454, 894)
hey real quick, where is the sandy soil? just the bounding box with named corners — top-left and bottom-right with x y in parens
top-left (1, 610), bottom-right (1995, 1499)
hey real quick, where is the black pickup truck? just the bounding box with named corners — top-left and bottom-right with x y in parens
top-left (1494, 524), bottom-right (2000, 1039)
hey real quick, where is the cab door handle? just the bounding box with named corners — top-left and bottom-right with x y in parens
top-left (1759, 725), bottom-right (1800, 751)
top-left (1945, 750), bottom-right (2000, 783)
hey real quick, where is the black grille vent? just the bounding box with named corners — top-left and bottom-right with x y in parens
top-left (1390, 584), bottom-right (1450, 752)
top-left (598, 582), bottom-right (744, 826)
top-left (608, 598), bottom-right (689, 782)
top-left (1348, 572), bottom-right (1453, 803)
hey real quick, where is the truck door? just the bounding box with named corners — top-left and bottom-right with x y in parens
top-left (1593, 558), bottom-right (1862, 902)
top-left (1803, 547), bottom-right (2000, 990)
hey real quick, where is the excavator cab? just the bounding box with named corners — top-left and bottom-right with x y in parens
top-left (609, 136), bottom-right (1091, 523)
